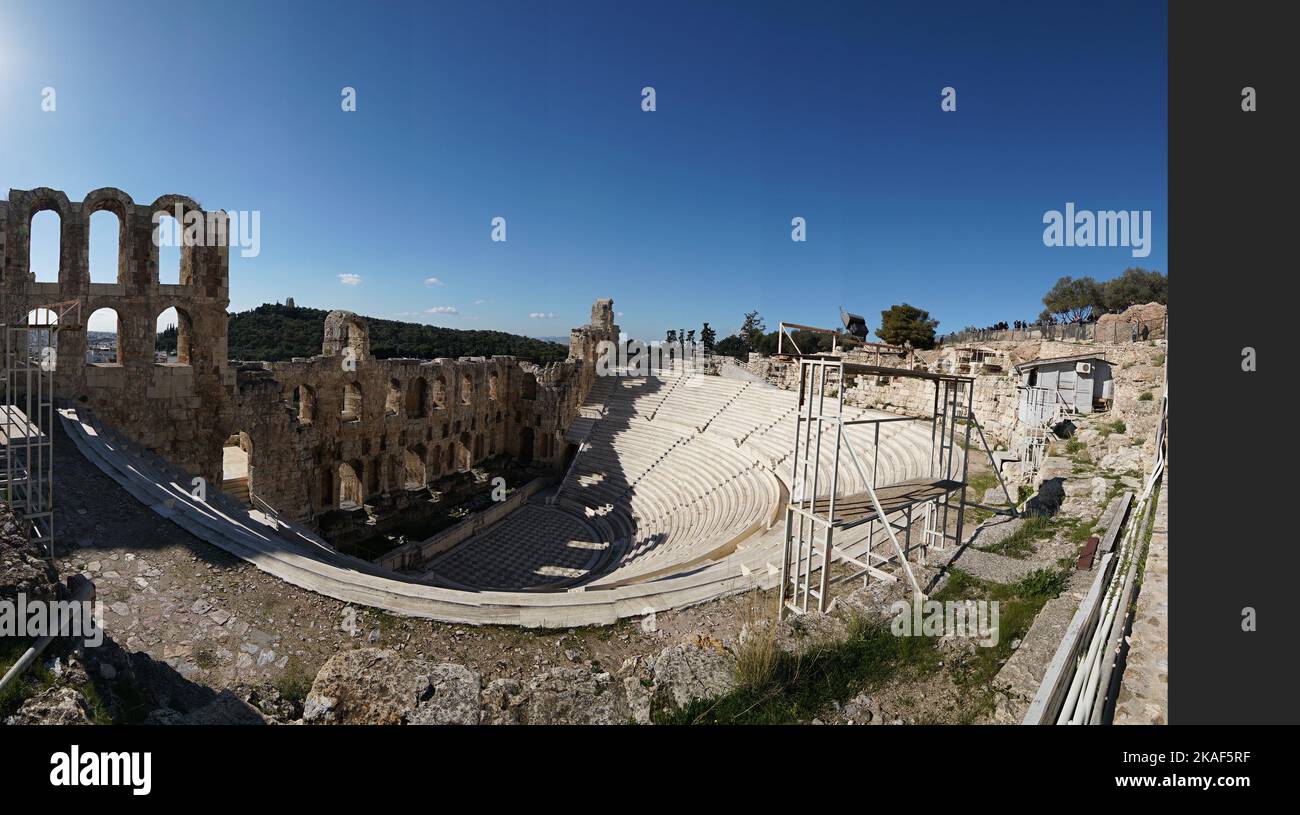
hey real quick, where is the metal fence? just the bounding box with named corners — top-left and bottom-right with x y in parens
top-left (940, 316), bottom-right (1165, 346)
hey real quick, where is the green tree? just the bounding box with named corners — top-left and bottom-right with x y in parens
top-left (739, 311), bottom-right (766, 351)
top-left (1042, 276), bottom-right (1104, 323)
top-left (877, 304), bottom-right (939, 349)
top-left (1102, 267), bottom-right (1167, 312)
top-left (156, 323), bottom-right (178, 354)
top-left (714, 335), bottom-right (748, 360)
top-left (700, 323), bottom-right (716, 351)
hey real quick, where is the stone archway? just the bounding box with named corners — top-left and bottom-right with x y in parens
top-left (518, 427), bottom-right (534, 465)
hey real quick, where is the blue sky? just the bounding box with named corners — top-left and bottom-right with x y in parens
top-left (0, 0), bottom-right (1167, 340)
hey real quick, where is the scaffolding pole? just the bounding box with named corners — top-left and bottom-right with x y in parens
top-left (1, 315), bottom-right (58, 562)
top-left (777, 352), bottom-right (977, 619)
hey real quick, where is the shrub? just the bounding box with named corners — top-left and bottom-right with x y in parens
top-left (275, 656), bottom-right (314, 704)
top-left (1013, 568), bottom-right (1070, 599)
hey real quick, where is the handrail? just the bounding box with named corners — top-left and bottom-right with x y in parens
top-left (0, 575), bottom-right (95, 697)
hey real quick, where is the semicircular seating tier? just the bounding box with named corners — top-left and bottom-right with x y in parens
top-left (60, 364), bottom-right (959, 627)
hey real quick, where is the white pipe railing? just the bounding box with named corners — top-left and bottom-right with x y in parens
top-left (1055, 385), bottom-right (1167, 724)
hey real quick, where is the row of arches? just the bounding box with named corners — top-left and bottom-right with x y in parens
top-left (28, 209), bottom-right (187, 285)
top-left (288, 370), bottom-right (504, 425)
top-left (28, 306), bottom-right (194, 365)
top-left (331, 437), bottom-right (479, 510)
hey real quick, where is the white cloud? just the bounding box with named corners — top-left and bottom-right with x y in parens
top-left (616, 311), bottom-right (624, 317)
top-left (424, 277), bottom-right (443, 287)
top-left (426, 306), bottom-right (459, 315)
top-left (473, 299), bottom-right (487, 305)
top-left (338, 273), bottom-right (362, 286)
top-left (529, 311), bottom-right (557, 319)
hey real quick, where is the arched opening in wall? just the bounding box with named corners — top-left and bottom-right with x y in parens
top-left (460, 373), bottom-right (473, 405)
top-left (456, 432), bottom-right (473, 470)
top-left (445, 444), bottom-right (455, 471)
top-left (222, 431), bottom-right (253, 506)
top-left (155, 307), bottom-right (193, 364)
top-left (85, 308), bottom-right (121, 365)
top-left (23, 309), bottom-right (59, 366)
top-left (342, 382), bottom-right (363, 422)
top-left (473, 434), bottom-right (484, 460)
top-left (25, 308), bottom-right (59, 326)
top-left (338, 461), bottom-right (364, 509)
top-left (156, 213), bottom-right (182, 285)
top-left (384, 379), bottom-right (401, 416)
top-left (489, 371), bottom-right (500, 401)
top-left (518, 427), bottom-right (534, 465)
top-left (292, 384), bottom-right (316, 424)
top-left (427, 444), bottom-right (442, 479)
top-left (403, 446), bottom-right (427, 490)
top-left (89, 209), bottom-right (122, 284)
top-left (563, 442), bottom-right (578, 470)
top-left (30, 210), bottom-right (61, 283)
top-left (432, 375), bottom-right (447, 410)
top-left (406, 377), bottom-right (428, 418)
top-left (521, 375), bottom-right (537, 400)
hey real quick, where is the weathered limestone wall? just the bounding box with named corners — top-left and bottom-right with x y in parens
top-left (231, 302), bottom-right (618, 523)
top-left (742, 334), bottom-right (1167, 451)
top-left (742, 353), bottom-right (1019, 445)
top-left (1, 187), bottom-right (234, 484)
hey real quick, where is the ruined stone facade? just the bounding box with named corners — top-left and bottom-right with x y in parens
top-left (2, 186), bottom-right (618, 528)
top-left (231, 305), bottom-right (617, 522)
top-left (1, 187), bottom-right (234, 483)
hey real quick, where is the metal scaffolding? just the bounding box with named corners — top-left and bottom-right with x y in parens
top-left (777, 352), bottom-right (1013, 618)
top-left (1, 306), bottom-right (66, 561)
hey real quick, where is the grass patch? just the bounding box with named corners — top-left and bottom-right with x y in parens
top-left (0, 638), bottom-right (54, 720)
top-left (1065, 438), bottom-right (1086, 456)
top-left (194, 645), bottom-right (218, 671)
top-left (665, 564), bottom-right (1072, 725)
top-left (275, 655), bottom-right (314, 704)
top-left (733, 601), bottom-right (779, 693)
top-left (931, 568), bottom-right (1066, 706)
top-left (1098, 419), bottom-right (1126, 437)
top-left (1138, 391), bottom-right (1153, 401)
top-left (1060, 515), bottom-right (1100, 546)
top-left (657, 613), bottom-right (941, 725)
top-left (1011, 568), bottom-right (1071, 599)
top-left (977, 514), bottom-right (1053, 558)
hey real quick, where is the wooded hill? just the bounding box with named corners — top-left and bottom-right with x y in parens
top-left (223, 303), bottom-right (569, 364)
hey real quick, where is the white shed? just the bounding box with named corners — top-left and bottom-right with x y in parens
top-left (1015, 354), bottom-right (1112, 419)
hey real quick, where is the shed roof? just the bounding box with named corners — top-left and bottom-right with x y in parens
top-left (1014, 352), bottom-right (1109, 374)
